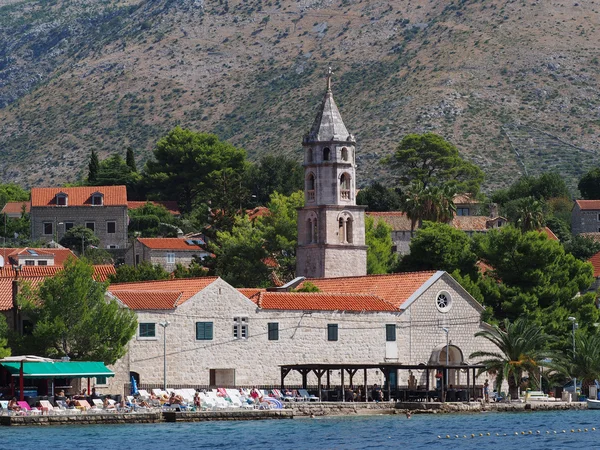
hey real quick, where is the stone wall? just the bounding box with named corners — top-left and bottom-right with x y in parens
top-left (572, 205), bottom-right (600, 234)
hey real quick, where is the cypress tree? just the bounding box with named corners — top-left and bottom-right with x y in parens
top-left (126, 146), bottom-right (137, 172)
top-left (88, 149), bottom-right (100, 184)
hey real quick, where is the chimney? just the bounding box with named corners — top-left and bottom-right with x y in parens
top-left (489, 203), bottom-right (498, 218)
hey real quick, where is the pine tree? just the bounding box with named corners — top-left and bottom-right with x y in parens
top-left (126, 146), bottom-right (137, 172)
top-left (88, 149), bottom-right (100, 183)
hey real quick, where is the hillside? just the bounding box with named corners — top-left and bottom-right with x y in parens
top-left (1, 0), bottom-right (600, 194)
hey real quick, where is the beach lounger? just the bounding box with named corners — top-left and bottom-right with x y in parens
top-left (75, 399), bottom-right (92, 411)
top-left (262, 397), bottom-right (283, 409)
top-left (199, 392), bottom-right (216, 410)
top-left (39, 400), bottom-right (56, 415)
top-left (272, 389), bottom-right (295, 402)
top-left (208, 391), bottom-right (229, 409)
top-left (298, 389), bottom-right (319, 402)
top-left (17, 401), bottom-right (41, 415)
top-left (0, 400), bottom-right (9, 415)
top-left (56, 400), bottom-right (81, 414)
top-left (138, 389), bottom-right (151, 400)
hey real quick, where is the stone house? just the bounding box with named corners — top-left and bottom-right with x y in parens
top-left (126, 237), bottom-right (210, 272)
top-left (0, 201), bottom-right (30, 219)
top-left (102, 271), bottom-right (497, 394)
top-left (30, 186), bottom-right (128, 250)
top-left (572, 200), bottom-right (600, 234)
top-left (0, 247), bottom-right (76, 267)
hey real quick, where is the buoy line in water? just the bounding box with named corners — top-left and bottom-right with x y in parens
top-left (437, 427), bottom-right (597, 439)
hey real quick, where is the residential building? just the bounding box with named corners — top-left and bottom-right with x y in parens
top-left (0, 201), bottom-right (30, 219)
top-left (572, 200), bottom-right (600, 234)
top-left (104, 271), bottom-right (497, 393)
top-left (30, 186), bottom-right (128, 250)
top-left (127, 237), bottom-right (210, 271)
top-left (0, 247), bottom-right (76, 267)
top-left (296, 72), bottom-right (367, 278)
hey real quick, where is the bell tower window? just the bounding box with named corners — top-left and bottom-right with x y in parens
top-left (306, 174), bottom-right (316, 202)
top-left (341, 147), bottom-right (348, 161)
top-left (307, 148), bottom-right (313, 163)
top-left (323, 147), bottom-right (331, 161)
top-left (340, 173), bottom-right (351, 201)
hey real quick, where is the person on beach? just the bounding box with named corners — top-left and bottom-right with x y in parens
top-left (8, 397), bottom-right (20, 411)
top-left (90, 388), bottom-right (101, 400)
top-left (103, 397), bottom-right (115, 409)
top-left (251, 388), bottom-right (261, 404)
top-left (483, 380), bottom-right (490, 403)
top-left (406, 411), bottom-right (412, 419)
top-left (194, 392), bottom-right (202, 408)
top-left (372, 384), bottom-right (383, 402)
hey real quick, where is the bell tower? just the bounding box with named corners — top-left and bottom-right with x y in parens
top-left (296, 69), bottom-right (367, 278)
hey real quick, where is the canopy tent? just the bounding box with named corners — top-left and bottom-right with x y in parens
top-left (0, 361), bottom-right (114, 379)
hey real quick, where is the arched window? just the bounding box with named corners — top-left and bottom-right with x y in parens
top-left (341, 147), bottom-right (348, 161)
top-left (339, 218), bottom-right (345, 243)
top-left (346, 217), bottom-right (353, 243)
top-left (340, 173), bottom-right (351, 200)
top-left (306, 173), bottom-right (316, 202)
top-left (323, 147), bottom-right (331, 161)
top-left (307, 148), bottom-right (313, 163)
top-left (313, 220), bottom-right (318, 243)
top-left (307, 219), bottom-right (313, 244)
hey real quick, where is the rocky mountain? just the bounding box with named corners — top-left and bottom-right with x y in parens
top-left (1, 0), bottom-right (600, 194)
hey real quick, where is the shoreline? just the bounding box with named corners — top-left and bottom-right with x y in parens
top-left (0, 401), bottom-right (588, 426)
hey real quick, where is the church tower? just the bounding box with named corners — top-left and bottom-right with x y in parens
top-left (296, 69), bottom-right (367, 278)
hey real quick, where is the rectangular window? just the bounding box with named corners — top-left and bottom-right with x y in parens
top-left (38, 260), bottom-right (47, 266)
top-left (64, 222), bottom-right (74, 231)
top-left (43, 222), bottom-right (53, 235)
top-left (386, 324), bottom-right (397, 342)
top-left (196, 322), bottom-right (213, 340)
top-left (327, 324), bottom-right (338, 341)
top-left (135, 254), bottom-right (140, 265)
top-left (233, 317), bottom-right (248, 339)
top-left (95, 376), bottom-right (107, 386)
top-left (91, 195), bottom-right (103, 206)
top-left (457, 208), bottom-right (470, 216)
top-left (107, 222), bottom-right (116, 234)
top-left (138, 323), bottom-right (156, 339)
top-left (166, 253), bottom-right (175, 264)
top-left (24, 260), bottom-right (34, 266)
top-left (56, 195), bottom-right (67, 206)
top-left (85, 222), bottom-right (95, 232)
top-left (268, 322), bottom-right (279, 341)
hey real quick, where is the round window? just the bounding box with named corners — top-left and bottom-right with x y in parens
top-left (436, 291), bottom-right (452, 313)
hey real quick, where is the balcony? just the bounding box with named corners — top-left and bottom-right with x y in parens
top-left (307, 190), bottom-right (315, 201)
top-left (340, 190), bottom-right (350, 201)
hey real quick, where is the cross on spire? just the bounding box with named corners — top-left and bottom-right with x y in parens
top-left (326, 66), bottom-right (334, 91)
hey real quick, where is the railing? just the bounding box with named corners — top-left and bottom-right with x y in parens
top-left (340, 190), bottom-right (350, 200)
top-left (307, 190), bottom-right (315, 201)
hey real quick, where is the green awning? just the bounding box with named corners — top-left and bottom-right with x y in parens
top-left (0, 361), bottom-right (114, 379)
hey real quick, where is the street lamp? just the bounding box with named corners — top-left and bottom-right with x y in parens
top-left (568, 317), bottom-right (578, 399)
top-left (441, 327), bottom-right (449, 401)
top-left (159, 321), bottom-right (170, 390)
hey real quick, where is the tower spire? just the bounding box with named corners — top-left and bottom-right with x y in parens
top-left (326, 66), bottom-right (333, 92)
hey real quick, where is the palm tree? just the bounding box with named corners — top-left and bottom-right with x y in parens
top-left (403, 182), bottom-right (457, 234)
top-left (470, 318), bottom-right (549, 400)
top-left (548, 331), bottom-right (600, 397)
top-left (403, 181), bottom-right (427, 236)
top-left (515, 196), bottom-right (545, 232)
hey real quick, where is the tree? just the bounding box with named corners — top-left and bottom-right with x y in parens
top-left (143, 127), bottom-right (248, 213)
top-left (108, 261), bottom-right (171, 283)
top-left (387, 133), bottom-right (484, 193)
top-left (245, 154), bottom-right (303, 206)
top-left (514, 197), bottom-right (545, 232)
top-left (545, 216), bottom-right (571, 242)
top-left (128, 202), bottom-right (181, 237)
top-left (126, 147), bottom-right (137, 173)
top-left (549, 331), bottom-right (600, 396)
top-left (399, 222), bottom-right (479, 278)
top-left (564, 235), bottom-right (600, 261)
top-left (401, 182), bottom-right (456, 233)
top-left (88, 149), bottom-right (100, 184)
top-left (470, 318), bottom-right (549, 400)
top-left (18, 259), bottom-right (137, 364)
top-left (356, 182), bottom-right (402, 211)
top-left (59, 225), bottom-right (100, 255)
top-left (578, 167), bottom-right (600, 200)
top-left (493, 173), bottom-right (570, 205)
top-left (365, 215), bottom-right (397, 274)
top-left (0, 183), bottom-right (29, 209)
top-left (0, 315), bottom-right (11, 358)
top-left (173, 258), bottom-right (210, 278)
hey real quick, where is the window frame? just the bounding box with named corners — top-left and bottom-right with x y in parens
top-left (91, 194), bottom-right (103, 206)
top-left (435, 291), bottom-right (453, 313)
top-left (196, 321), bottom-right (214, 341)
top-left (138, 322), bottom-right (157, 340)
top-left (85, 222), bottom-right (95, 232)
top-left (24, 260), bottom-right (35, 266)
top-left (64, 222), bottom-right (74, 232)
top-left (38, 260), bottom-right (48, 266)
top-left (327, 323), bottom-right (338, 341)
top-left (166, 253), bottom-right (176, 264)
top-left (268, 322), bottom-right (279, 341)
top-left (56, 194), bottom-right (68, 206)
top-left (106, 221), bottom-right (116, 234)
top-left (233, 316), bottom-right (248, 340)
top-left (43, 222), bottom-right (53, 236)
top-left (386, 324), bottom-right (397, 342)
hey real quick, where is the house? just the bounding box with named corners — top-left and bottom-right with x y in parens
top-left (102, 270), bottom-right (497, 393)
top-left (126, 237), bottom-right (211, 271)
top-left (572, 200), bottom-right (600, 235)
top-left (0, 247), bottom-right (76, 267)
top-left (453, 194), bottom-right (481, 216)
top-left (0, 201), bottom-right (30, 219)
top-left (30, 186), bottom-right (128, 250)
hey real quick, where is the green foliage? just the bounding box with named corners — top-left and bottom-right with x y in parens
top-left (109, 261), bottom-right (170, 283)
top-left (545, 216), bottom-right (571, 242)
top-left (126, 147), bottom-right (137, 173)
top-left (513, 197), bottom-right (545, 232)
top-left (578, 167), bottom-right (600, 200)
top-left (402, 182), bottom-right (457, 232)
top-left (549, 331), bottom-right (600, 395)
top-left (470, 318), bottom-right (550, 399)
top-left (94, 154), bottom-right (142, 197)
top-left (365, 215), bottom-right (397, 274)
top-left (0, 183), bottom-right (29, 209)
top-left (128, 202), bottom-right (180, 237)
top-left (400, 222), bottom-right (479, 277)
top-left (59, 225), bottom-right (100, 255)
top-left (173, 256), bottom-right (209, 278)
top-left (492, 173), bottom-right (570, 205)
top-left (81, 248), bottom-right (114, 265)
top-left (563, 235), bottom-right (600, 261)
top-left (356, 182), bottom-right (402, 211)
top-left (17, 259), bottom-right (137, 364)
top-left (88, 149), bottom-right (100, 184)
top-left (0, 210), bottom-right (30, 240)
top-left (144, 127), bottom-right (248, 215)
top-left (0, 315), bottom-right (11, 358)
top-left (294, 282), bottom-right (320, 292)
top-left (387, 133), bottom-right (484, 194)
top-left (245, 154), bottom-right (303, 206)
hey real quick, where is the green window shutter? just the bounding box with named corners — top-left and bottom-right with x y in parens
top-left (386, 324), bottom-right (396, 342)
top-left (139, 323), bottom-right (156, 338)
top-left (196, 322), bottom-right (213, 340)
top-left (268, 322), bottom-right (279, 341)
top-left (328, 324), bottom-right (338, 341)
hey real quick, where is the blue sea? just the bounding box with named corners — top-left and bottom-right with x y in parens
top-left (2, 410), bottom-right (600, 449)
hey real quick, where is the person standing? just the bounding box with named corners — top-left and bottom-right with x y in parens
top-left (483, 379), bottom-right (490, 403)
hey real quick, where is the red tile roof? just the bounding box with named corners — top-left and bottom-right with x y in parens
top-left (238, 288), bottom-right (265, 299)
top-left (367, 212), bottom-right (415, 231)
top-left (575, 200), bottom-right (600, 210)
top-left (107, 277), bottom-right (219, 309)
top-left (127, 201), bottom-right (180, 216)
top-left (31, 186), bottom-right (127, 207)
top-left (1, 201), bottom-right (30, 215)
top-left (300, 271), bottom-right (437, 309)
top-left (1, 248), bottom-right (77, 266)
top-left (453, 193), bottom-right (479, 205)
top-left (251, 292), bottom-right (397, 312)
top-left (580, 232), bottom-right (600, 243)
top-left (589, 251), bottom-right (600, 278)
top-left (246, 206), bottom-right (270, 221)
top-left (0, 264), bottom-right (116, 310)
top-left (542, 227), bottom-right (559, 241)
top-left (137, 238), bottom-right (206, 250)
top-left (450, 216), bottom-right (489, 231)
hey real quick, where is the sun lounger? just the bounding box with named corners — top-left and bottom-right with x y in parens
top-left (17, 401), bottom-right (41, 415)
top-left (208, 391), bottom-right (229, 409)
top-left (75, 399), bottom-right (92, 411)
top-left (261, 397), bottom-right (283, 409)
top-left (298, 389), bottom-right (319, 402)
top-left (56, 400), bottom-right (81, 414)
top-left (271, 389), bottom-right (295, 402)
top-left (39, 400), bottom-right (55, 415)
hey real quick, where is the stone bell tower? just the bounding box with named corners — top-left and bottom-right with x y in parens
top-left (296, 69), bottom-right (367, 279)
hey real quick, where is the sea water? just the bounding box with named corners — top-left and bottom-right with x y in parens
top-left (2, 410), bottom-right (600, 449)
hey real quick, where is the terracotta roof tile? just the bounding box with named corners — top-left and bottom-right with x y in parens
top-left (252, 292), bottom-right (398, 312)
top-left (542, 227), bottom-right (559, 241)
top-left (575, 200), bottom-right (600, 210)
top-left (31, 186), bottom-right (127, 207)
top-left (108, 277), bottom-right (218, 308)
top-left (453, 193), bottom-right (479, 205)
top-left (238, 288), bottom-right (265, 299)
top-left (300, 271), bottom-right (437, 309)
top-left (127, 201), bottom-right (180, 215)
top-left (450, 216), bottom-right (489, 231)
top-left (110, 290), bottom-right (182, 310)
top-left (1, 248), bottom-right (77, 266)
top-left (137, 238), bottom-right (206, 250)
top-left (1, 201), bottom-right (30, 215)
top-left (246, 206), bottom-right (270, 221)
top-left (580, 232), bottom-right (600, 243)
top-left (589, 251), bottom-right (600, 278)
top-left (367, 212), bottom-right (415, 231)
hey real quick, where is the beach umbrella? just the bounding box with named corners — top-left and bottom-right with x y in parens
top-left (131, 375), bottom-right (139, 395)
